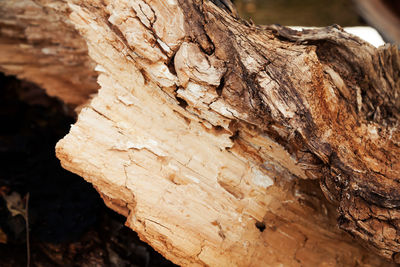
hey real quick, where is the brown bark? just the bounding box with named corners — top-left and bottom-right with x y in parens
top-left (1, 0), bottom-right (400, 266)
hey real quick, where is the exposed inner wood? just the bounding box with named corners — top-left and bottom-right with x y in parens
top-left (1, 0), bottom-right (399, 266)
top-left (0, 0), bottom-right (98, 105)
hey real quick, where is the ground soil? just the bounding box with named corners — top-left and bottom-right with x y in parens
top-left (0, 73), bottom-right (176, 267)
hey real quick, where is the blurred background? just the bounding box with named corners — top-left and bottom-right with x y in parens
top-left (235, 0), bottom-right (362, 26)
top-left (235, 0), bottom-right (400, 45)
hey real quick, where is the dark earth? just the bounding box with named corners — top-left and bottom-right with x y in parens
top-left (0, 73), bottom-right (177, 267)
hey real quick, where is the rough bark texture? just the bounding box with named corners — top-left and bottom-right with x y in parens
top-left (1, 0), bottom-right (400, 266)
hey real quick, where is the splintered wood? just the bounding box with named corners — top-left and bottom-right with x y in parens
top-left (1, 0), bottom-right (399, 266)
top-left (0, 0), bottom-right (98, 105)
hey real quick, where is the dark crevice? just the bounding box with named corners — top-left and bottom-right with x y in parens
top-left (213, 125), bottom-right (224, 132)
top-left (255, 221), bottom-right (266, 232)
top-left (216, 75), bottom-right (225, 96)
top-left (176, 96), bottom-right (188, 109)
top-left (167, 51), bottom-right (177, 76)
top-left (229, 130), bottom-right (239, 142)
top-left (199, 29), bottom-right (216, 56)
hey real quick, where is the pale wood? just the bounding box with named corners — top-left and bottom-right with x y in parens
top-left (1, 0), bottom-right (399, 266)
top-left (0, 0), bottom-right (98, 105)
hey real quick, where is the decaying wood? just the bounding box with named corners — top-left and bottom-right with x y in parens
top-left (0, 0), bottom-right (98, 105)
top-left (1, 0), bottom-right (400, 266)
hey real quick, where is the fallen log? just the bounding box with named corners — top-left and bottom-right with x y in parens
top-left (1, 0), bottom-right (399, 266)
top-left (0, 0), bottom-right (97, 105)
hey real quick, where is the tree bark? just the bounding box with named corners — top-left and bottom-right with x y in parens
top-left (1, 0), bottom-right (400, 266)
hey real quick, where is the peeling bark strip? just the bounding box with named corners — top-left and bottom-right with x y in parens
top-left (1, 0), bottom-right (399, 265)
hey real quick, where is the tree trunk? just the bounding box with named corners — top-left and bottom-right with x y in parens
top-left (1, 0), bottom-right (400, 266)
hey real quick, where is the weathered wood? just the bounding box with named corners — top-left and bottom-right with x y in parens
top-left (0, 0), bottom-right (98, 105)
top-left (1, 0), bottom-right (399, 266)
